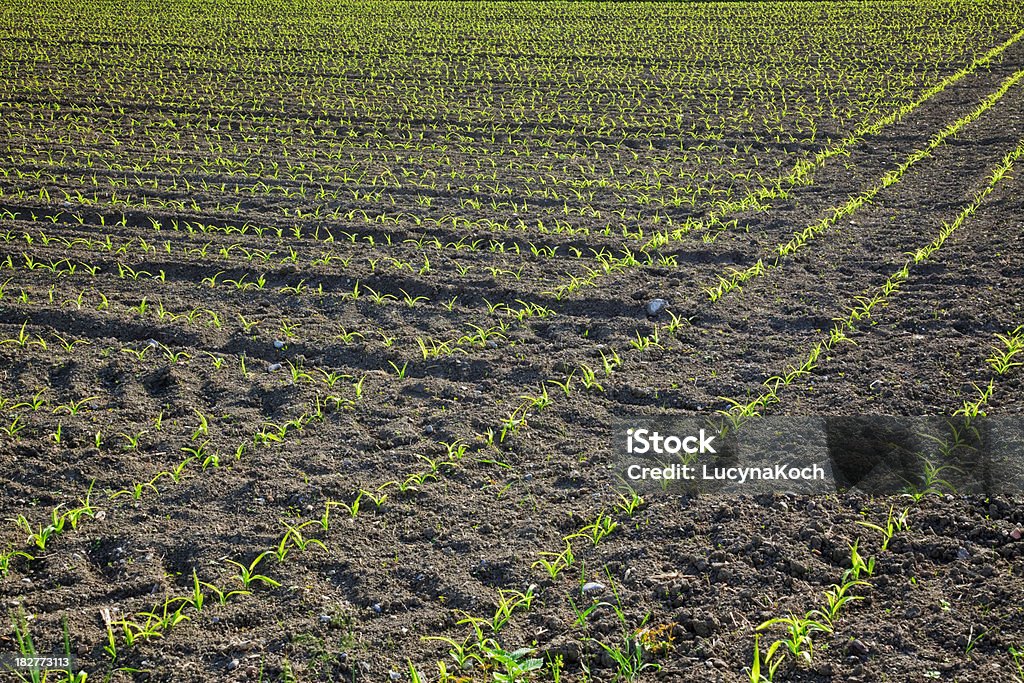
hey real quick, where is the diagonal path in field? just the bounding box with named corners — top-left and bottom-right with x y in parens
top-left (701, 67), bottom-right (1024, 303)
top-left (536, 28), bottom-right (1024, 302)
top-left (711, 134), bottom-right (1024, 424)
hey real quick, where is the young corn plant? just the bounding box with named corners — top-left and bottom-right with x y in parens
top-left (902, 453), bottom-right (962, 502)
top-left (0, 549), bottom-right (33, 577)
top-left (748, 633), bottom-right (785, 683)
top-left (490, 587), bottom-right (536, 632)
top-left (806, 578), bottom-right (869, 632)
top-left (11, 607), bottom-right (45, 683)
top-left (600, 348), bottom-right (622, 375)
top-left (756, 613), bottom-right (830, 666)
top-left (857, 504), bottom-right (910, 551)
top-left (532, 541), bottom-right (575, 580)
top-left (615, 488), bottom-right (644, 517)
top-left (570, 512), bottom-right (618, 546)
top-left (579, 363), bottom-right (604, 392)
top-left (1010, 645), bottom-right (1024, 681)
top-left (0, 322), bottom-right (47, 349)
top-left (280, 520), bottom-right (327, 555)
top-left (954, 381), bottom-right (994, 426)
top-left (987, 326), bottom-right (1024, 374)
top-left (227, 551), bottom-right (281, 589)
top-left (846, 540), bottom-right (875, 581)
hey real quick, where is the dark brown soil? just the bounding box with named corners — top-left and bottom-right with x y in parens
top-left (2, 2), bottom-right (1024, 683)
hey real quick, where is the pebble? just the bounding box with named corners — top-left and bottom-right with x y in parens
top-left (273, 340), bottom-right (286, 349)
top-left (486, 340), bottom-right (498, 349)
top-left (267, 363), bottom-right (282, 372)
top-left (645, 298), bottom-right (668, 317)
top-left (389, 672), bottom-right (402, 681)
top-left (847, 639), bottom-right (870, 657)
top-left (372, 603), bottom-right (382, 614)
top-left (956, 547), bottom-right (970, 561)
top-left (424, 425), bottom-right (434, 434)
top-left (227, 659), bottom-right (240, 671)
top-left (1011, 528), bottom-right (1022, 540)
top-left (581, 581), bottom-right (605, 594)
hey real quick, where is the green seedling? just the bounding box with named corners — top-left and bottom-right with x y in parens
top-left (757, 614), bottom-right (830, 664)
top-left (857, 504), bottom-right (910, 551)
top-left (198, 580), bottom-right (250, 606)
top-left (0, 550), bottom-right (33, 577)
top-left (845, 540), bottom-right (875, 581)
top-left (388, 360), bottom-right (409, 378)
top-left (227, 551), bottom-right (281, 589)
top-left (571, 511), bottom-right (618, 546)
top-left (965, 625), bottom-right (987, 656)
top-left (579, 363), bottom-right (604, 392)
top-left (749, 633), bottom-right (784, 683)
top-left (1010, 645), bottom-right (1024, 681)
top-left (278, 521), bottom-right (327, 558)
top-left (615, 488), bottom-right (644, 517)
top-left (480, 642), bottom-right (544, 683)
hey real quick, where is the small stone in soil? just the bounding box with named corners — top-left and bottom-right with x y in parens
top-left (267, 362), bottom-right (282, 372)
top-left (372, 603), bottom-right (382, 614)
top-left (645, 298), bottom-right (668, 317)
top-left (581, 581), bottom-right (605, 593)
top-left (273, 340), bottom-right (286, 349)
top-left (227, 659), bottom-right (240, 671)
top-left (389, 672), bottom-right (402, 681)
top-left (847, 639), bottom-right (870, 657)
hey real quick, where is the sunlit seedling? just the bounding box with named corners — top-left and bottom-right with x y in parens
top-left (227, 551), bottom-right (281, 589)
